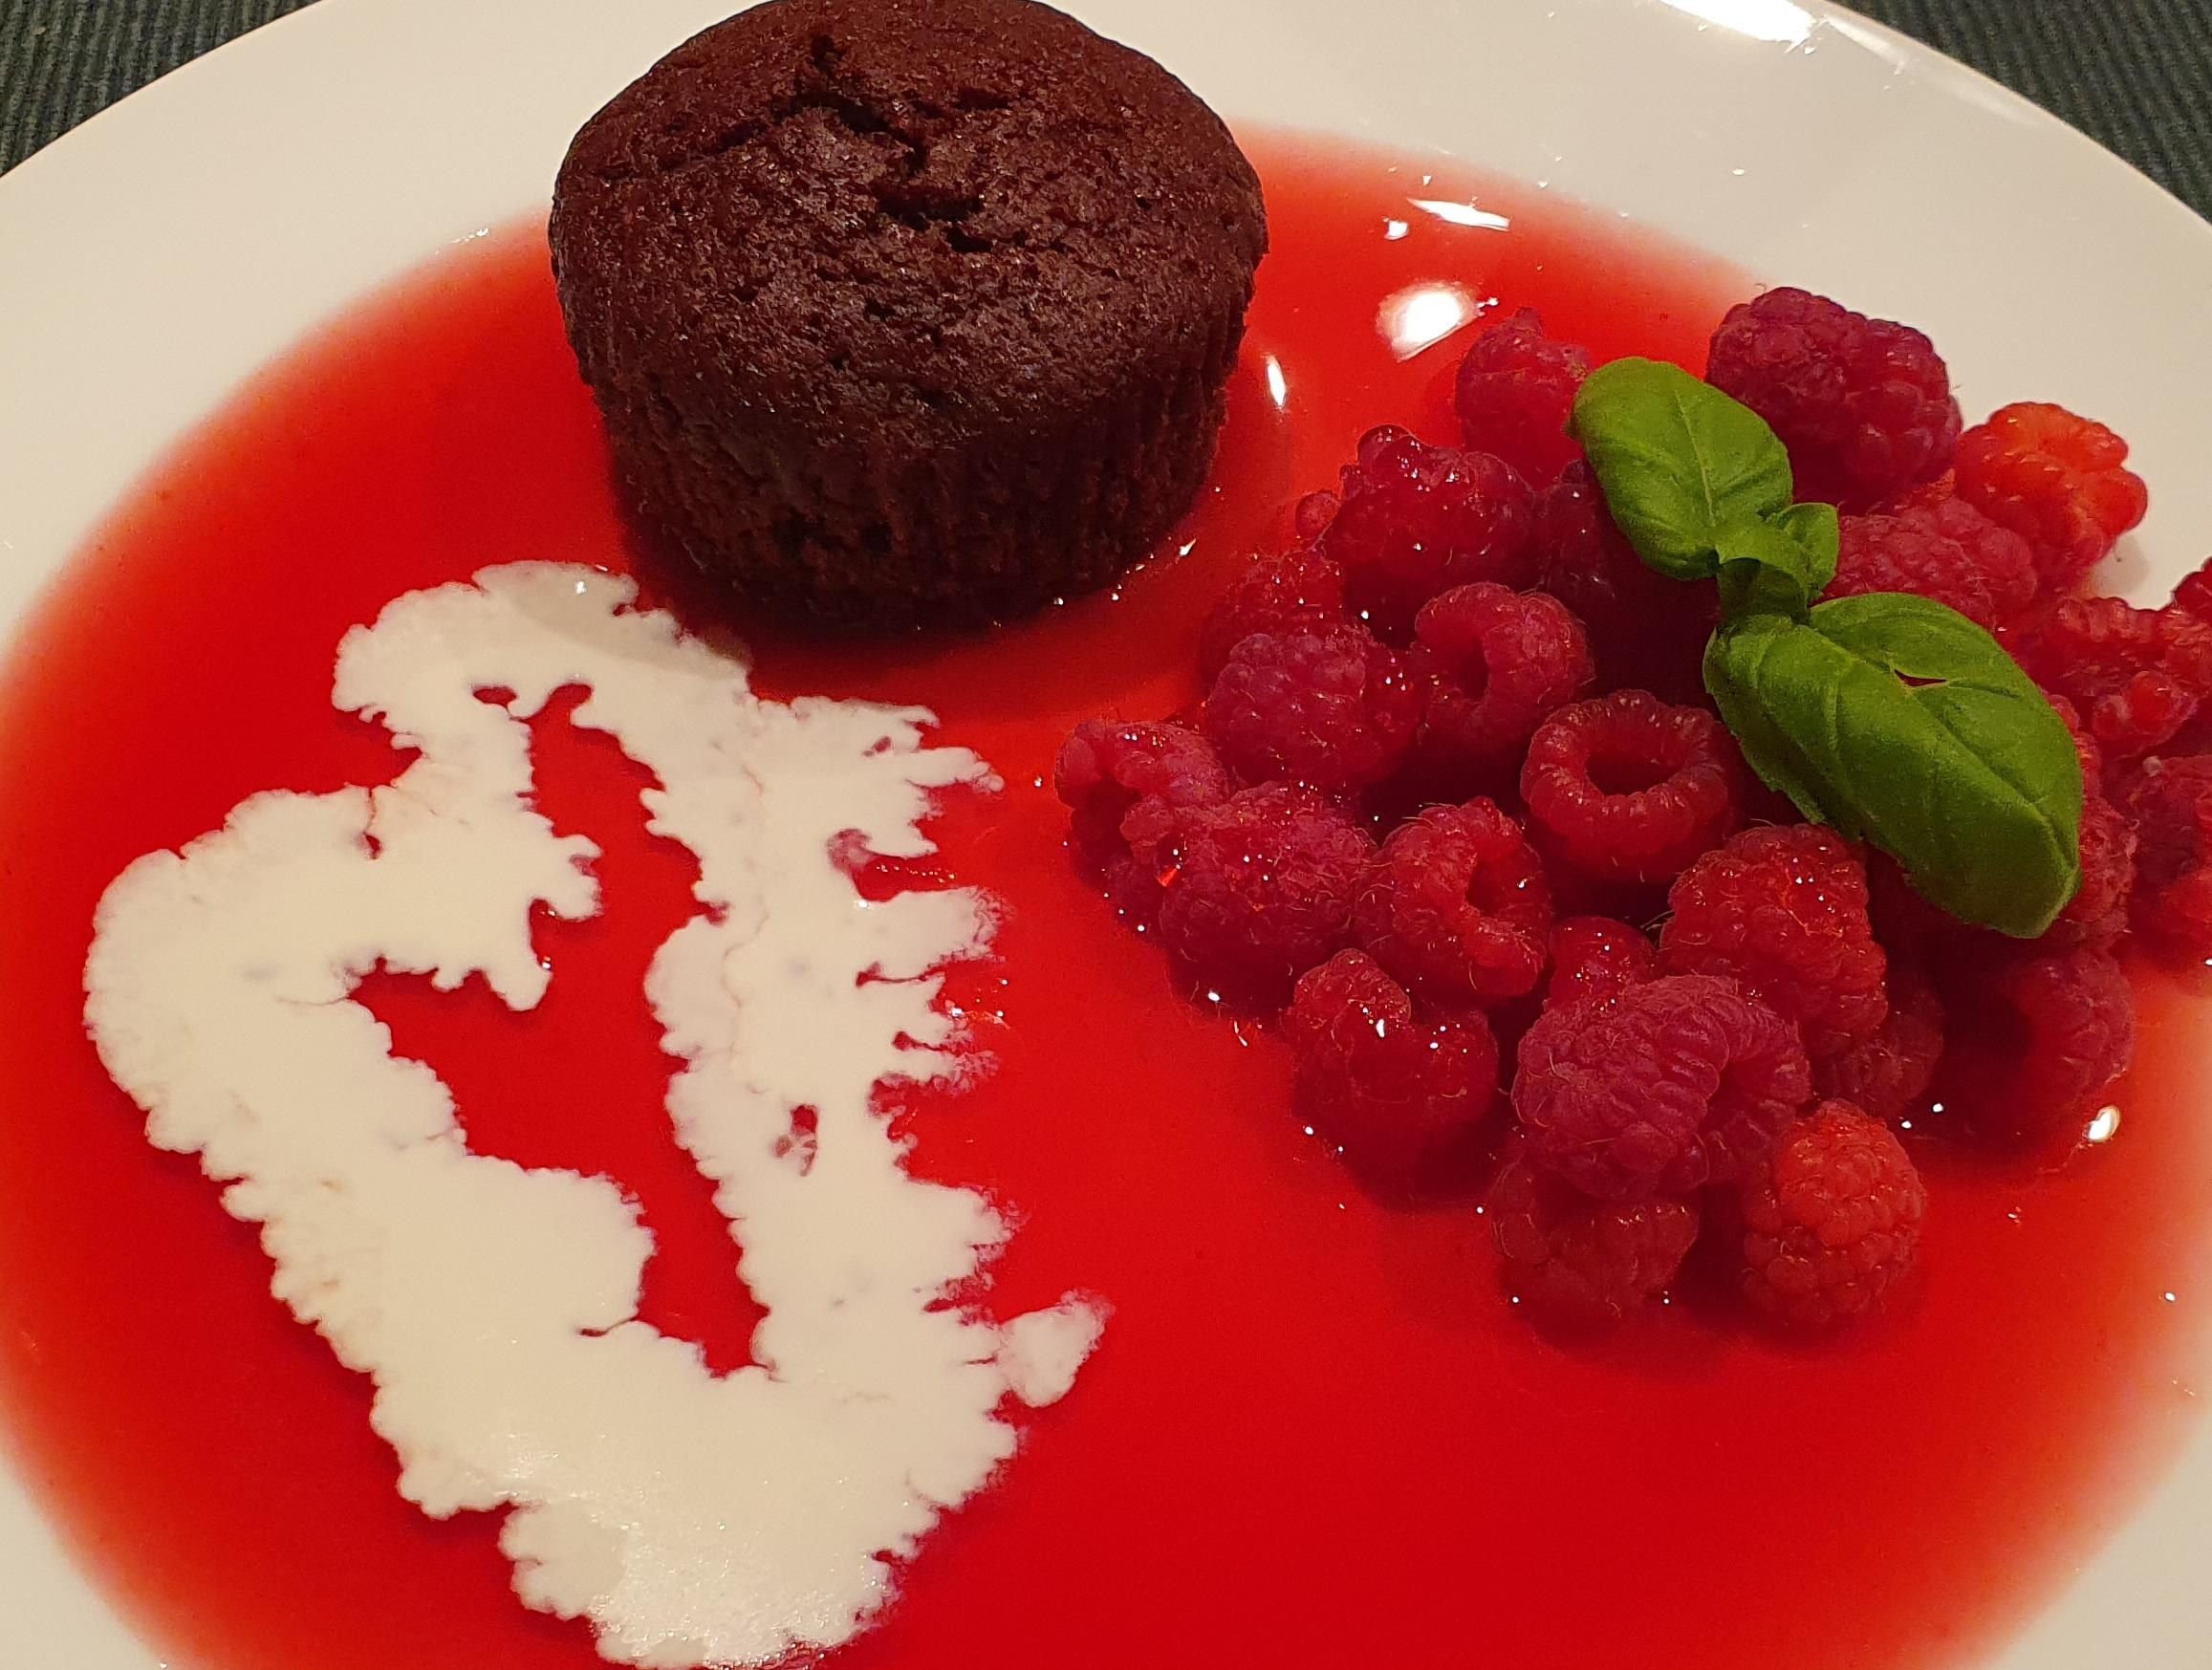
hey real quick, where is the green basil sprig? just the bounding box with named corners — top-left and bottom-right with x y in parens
top-left (1571, 357), bottom-right (1793, 576)
top-left (1715, 506), bottom-right (1836, 620)
top-left (1570, 358), bottom-right (2083, 939)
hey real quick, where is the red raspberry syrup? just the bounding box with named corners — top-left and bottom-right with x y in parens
top-left (1, 134), bottom-right (2208, 1670)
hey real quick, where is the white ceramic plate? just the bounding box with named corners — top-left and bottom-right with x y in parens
top-left (2, 1), bottom-right (2208, 1665)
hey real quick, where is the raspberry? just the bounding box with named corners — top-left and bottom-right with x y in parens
top-left (1936, 943), bottom-right (2135, 1142)
top-left (2015, 596), bottom-right (2212, 762)
top-left (1204, 624), bottom-right (1420, 793)
top-left (1486, 1155), bottom-right (1699, 1323)
top-left (1053, 719), bottom-right (1232, 922)
top-left (2043, 688), bottom-right (2105, 797)
top-left (2171, 554), bottom-right (2212, 627)
top-left (1828, 496), bottom-right (2039, 631)
top-left (1156, 785), bottom-right (1375, 1005)
top-left (1533, 463), bottom-right (1714, 704)
top-left (1404, 582), bottom-right (1594, 786)
top-left (1739, 1101), bottom-right (1927, 1328)
top-left (1316, 425), bottom-right (1538, 640)
top-left (1285, 950), bottom-right (1500, 1175)
top-left (1055, 719), bottom-right (1230, 865)
top-left (1453, 307), bottom-right (1591, 487)
top-left (1545, 915), bottom-right (1659, 1010)
top-left (1513, 973), bottom-right (1811, 1199)
top-left (1881, 471), bottom-right (1956, 516)
top-left (1199, 546), bottom-right (1349, 683)
top-left (1705, 287), bottom-right (1961, 512)
top-left (1812, 964), bottom-right (1943, 1123)
top-left (1521, 691), bottom-right (1746, 888)
top-left (1660, 825), bottom-right (1889, 1061)
top-left (1354, 800), bottom-right (1552, 1005)
top-left (2046, 792), bottom-right (2136, 948)
top-left (2118, 753), bottom-right (2212, 958)
top-left (1291, 489), bottom-right (1340, 543)
top-left (1955, 402), bottom-right (2148, 586)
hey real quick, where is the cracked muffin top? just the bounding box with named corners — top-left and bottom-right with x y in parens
top-left (550, 0), bottom-right (1267, 450)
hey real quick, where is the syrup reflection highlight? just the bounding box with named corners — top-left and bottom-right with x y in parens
top-left (1406, 197), bottom-right (1511, 231)
top-left (1377, 282), bottom-right (1485, 361)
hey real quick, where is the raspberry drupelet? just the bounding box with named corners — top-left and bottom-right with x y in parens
top-left (1285, 950), bottom-right (1500, 1176)
top-left (2118, 753), bottom-right (2212, 959)
top-left (1452, 307), bottom-right (1591, 488)
top-left (1155, 784), bottom-right (1375, 1006)
top-left (2015, 596), bottom-right (2212, 762)
top-left (1660, 825), bottom-right (1890, 1061)
top-left (1513, 973), bottom-right (1811, 1200)
top-left (1315, 425), bottom-right (1538, 641)
top-left (1520, 691), bottom-right (1746, 890)
top-left (1533, 462), bottom-right (1714, 705)
top-left (1955, 402), bottom-right (2149, 587)
top-left (1829, 496), bottom-right (2039, 631)
top-left (1354, 800), bottom-right (1553, 1006)
top-left (1199, 545), bottom-right (1349, 683)
top-left (1812, 963), bottom-right (1944, 1125)
top-left (1739, 1101), bottom-right (1927, 1329)
top-left (1486, 1154), bottom-right (1699, 1324)
top-left (1545, 915), bottom-right (1659, 1010)
top-left (1204, 623), bottom-right (1420, 793)
top-left (1053, 719), bottom-right (1232, 922)
top-left (1705, 287), bottom-right (1962, 512)
top-left (1404, 582), bottom-right (1594, 788)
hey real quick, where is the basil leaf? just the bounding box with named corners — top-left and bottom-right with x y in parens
top-left (1703, 595), bottom-right (2084, 938)
top-left (1714, 511), bottom-right (1832, 621)
top-left (1570, 358), bottom-right (1795, 581)
top-left (1772, 502), bottom-right (1839, 593)
top-left (1702, 616), bottom-right (1834, 814)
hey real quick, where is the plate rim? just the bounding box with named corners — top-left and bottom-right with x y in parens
top-left (2, 3), bottom-right (2209, 1668)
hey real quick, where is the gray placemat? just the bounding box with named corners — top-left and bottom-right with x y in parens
top-left (3, 0), bottom-right (2209, 217)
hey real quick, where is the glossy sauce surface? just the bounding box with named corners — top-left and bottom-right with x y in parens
top-left (1, 138), bottom-right (2208, 1670)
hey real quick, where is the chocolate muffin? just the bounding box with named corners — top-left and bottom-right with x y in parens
top-left (551, 0), bottom-right (1268, 625)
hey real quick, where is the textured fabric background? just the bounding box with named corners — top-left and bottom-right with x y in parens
top-left (1, 0), bottom-right (2208, 216)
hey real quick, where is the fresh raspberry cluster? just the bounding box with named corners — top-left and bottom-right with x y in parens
top-left (1514, 973), bottom-right (1810, 1199)
top-left (1205, 624), bottom-right (1420, 792)
top-left (1740, 1102), bottom-right (1928, 1328)
top-left (1957, 402), bottom-right (2149, 587)
top-left (1659, 826), bottom-right (1890, 1062)
top-left (1314, 424), bottom-right (1537, 640)
top-left (2016, 596), bottom-right (2212, 762)
top-left (1286, 951), bottom-right (1500, 1176)
top-left (1355, 801), bottom-right (1551, 1005)
top-left (1404, 582), bottom-right (1594, 787)
top-left (1053, 718), bottom-right (1230, 922)
top-left (1829, 496), bottom-right (2039, 632)
top-left (2118, 752), bottom-right (2212, 956)
top-left (1055, 292), bottom-right (2183, 1334)
top-left (1705, 287), bottom-right (1961, 512)
top-left (1454, 306), bottom-right (1591, 487)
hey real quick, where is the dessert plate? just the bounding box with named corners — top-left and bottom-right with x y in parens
top-left (1, 2), bottom-right (2208, 1667)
